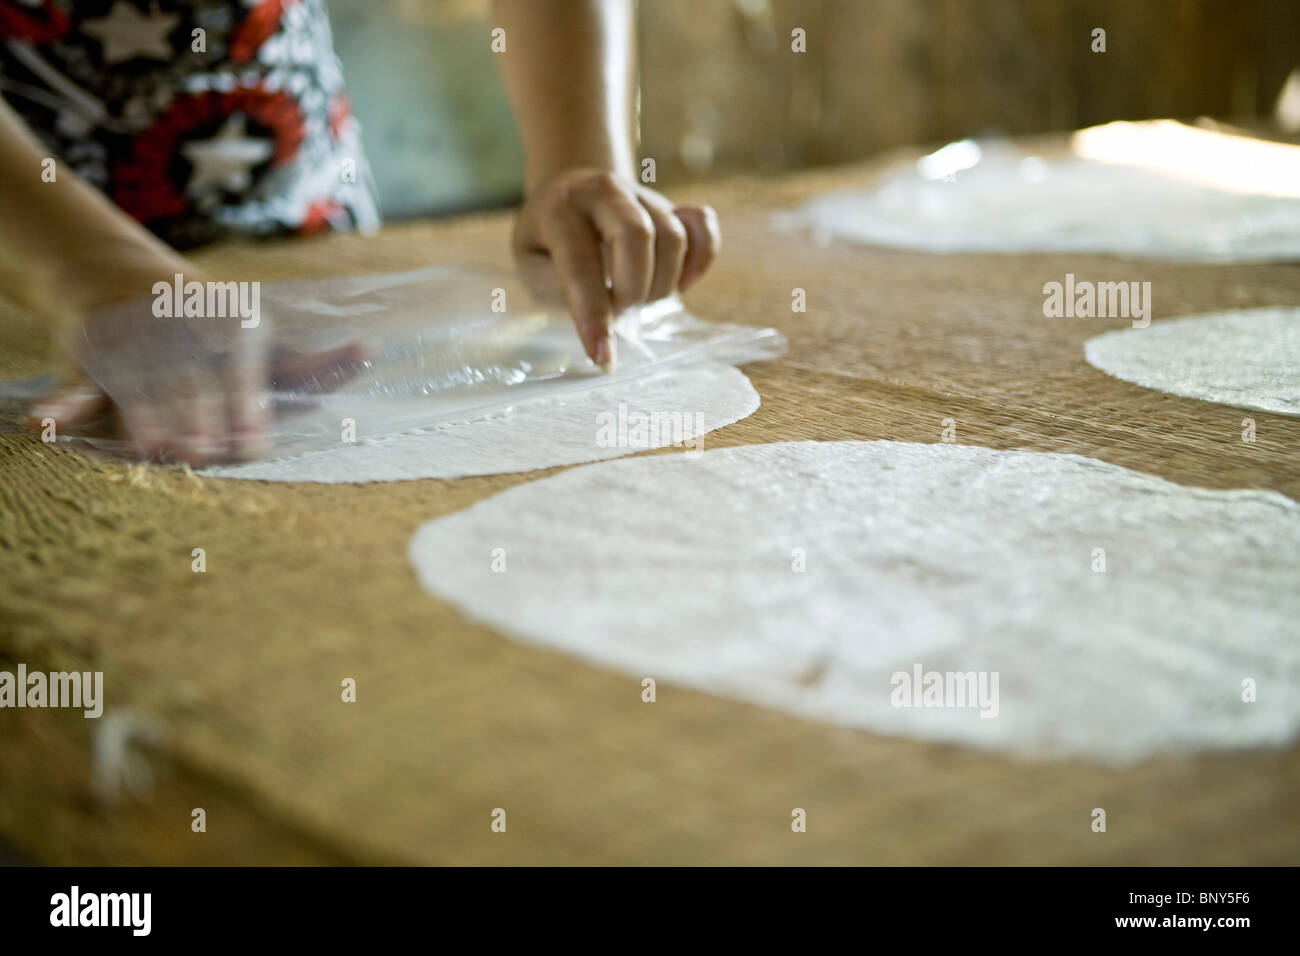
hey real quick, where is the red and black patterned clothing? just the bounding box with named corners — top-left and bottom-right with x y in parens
top-left (0, 0), bottom-right (380, 248)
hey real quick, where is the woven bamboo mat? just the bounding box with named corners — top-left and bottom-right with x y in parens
top-left (2, 154), bottom-right (1299, 865)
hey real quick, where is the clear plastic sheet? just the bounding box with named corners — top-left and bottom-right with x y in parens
top-left (4, 266), bottom-right (786, 460)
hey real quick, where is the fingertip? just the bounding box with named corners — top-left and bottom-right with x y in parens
top-left (595, 334), bottom-right (616, 373)
top-left (226, 399), bottom-right (270, 461)
top-left (567, 296), bottom-right (612, 364)
top-left (121, 405), bottom-right (170, 463)
top-left (578, 325), bottom-right (603, 366)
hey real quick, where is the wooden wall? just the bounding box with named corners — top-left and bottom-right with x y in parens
top-left (637, 0), bottom-right (1300, 179)
top-left (327, 0), bottom-right (1299, 215)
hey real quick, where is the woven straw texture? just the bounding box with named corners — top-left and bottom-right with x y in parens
top-left (2, 154), bottom-right (1299, 865)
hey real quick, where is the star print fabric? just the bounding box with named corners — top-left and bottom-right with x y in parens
top-left (0, 0), bottom-right (381, 248)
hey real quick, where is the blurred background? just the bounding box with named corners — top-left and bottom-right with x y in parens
top-left (328, 0), bottom-right (1300, 218)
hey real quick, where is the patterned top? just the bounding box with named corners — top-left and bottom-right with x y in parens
top-left (0, 0), bottom-right (381, 248)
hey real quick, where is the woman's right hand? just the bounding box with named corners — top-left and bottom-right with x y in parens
top-left (30, 290), bottom-right (368, 465)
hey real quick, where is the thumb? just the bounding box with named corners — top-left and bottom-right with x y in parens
top-left (28, 380), bottom-right (111, 430)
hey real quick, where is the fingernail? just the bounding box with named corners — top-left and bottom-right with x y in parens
top-left (595, 336), bottom-right (616, 373)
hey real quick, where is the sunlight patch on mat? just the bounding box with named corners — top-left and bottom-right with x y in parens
top-left (779, 122), bottom-right (1300, 262)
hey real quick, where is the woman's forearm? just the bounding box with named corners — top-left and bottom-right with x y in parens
top-left (492, 0), bottom-right (638, 192)
top-left (0, 96), bottom-right (191, 320)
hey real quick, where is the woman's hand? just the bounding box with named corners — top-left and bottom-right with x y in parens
top-left (30, 292), bottom-right (369, 465)
top-left (492, 1), bottom-right (719, 369)
top-left (512, 168), bottom-right (720, 369)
